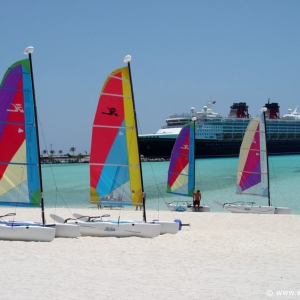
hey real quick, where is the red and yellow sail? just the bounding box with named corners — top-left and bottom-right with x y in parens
top-left (90, 67), bottom-right (142, 207)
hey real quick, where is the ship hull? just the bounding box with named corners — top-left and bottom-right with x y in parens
top-left (138, 137), bottom-right (300, 159)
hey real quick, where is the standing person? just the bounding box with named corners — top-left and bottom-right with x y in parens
top-left (193, 189), bottom-right (201, 212)
top-left (97, 199), bottom-right (102, 209)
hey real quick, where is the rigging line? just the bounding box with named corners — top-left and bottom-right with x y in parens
top-left (195, 159), bottom-right (203, 203)
top-left (96, 116), bottom-right (137, 216)
top-left (11, 156), bottom-right (28, 223)
top-left (269, 157), bottom-right (288, 205)
top-left (112, 127), bottom-right (132, 219)
top-left (136, 115), bottom-right (143, 135)
top-left (37, 113), bottom-right (74, 216)
top-left (147, 160), bottom-right (173, 218)
top-left (111, 165), bottom-right (124, 219)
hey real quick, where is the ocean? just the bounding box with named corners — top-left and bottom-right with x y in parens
top-left (42, 155), bottom-right (300, 214)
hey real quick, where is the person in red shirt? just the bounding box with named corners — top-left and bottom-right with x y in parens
top-left (193, 190), bottom-right (201, 212)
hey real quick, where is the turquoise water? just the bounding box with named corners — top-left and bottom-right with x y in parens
top-left (41, 155), bottom-right (300, 214)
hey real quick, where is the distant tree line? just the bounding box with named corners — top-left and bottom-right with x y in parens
top-left (41, 147), bottom-right (89, 158)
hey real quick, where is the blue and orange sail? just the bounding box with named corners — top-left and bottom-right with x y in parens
top-left (90, 66), bottom-right (142, 207)
top-left (0, 59), bottom-right (40, 207)
top-left (166, 122), bottom-right (195, 196)
top-left (236, 114), bottom-right (268, 197)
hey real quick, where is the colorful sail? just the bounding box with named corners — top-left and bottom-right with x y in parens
top-left (236, 114), bottom-right (268, 197)
top-left (90, 66), bottom-right (142, 207)
top-left (166, 122), bottom-right (195, 196)
top-left (0, 59), bottom-right (40, 207)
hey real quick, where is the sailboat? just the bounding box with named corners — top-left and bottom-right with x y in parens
top-left (166, 121), bottom-right (210, 212)
top-left (0, 47), bottom-right (80, 241)
top-left (57, 55), bottom-right (163, 237)
top-left (215, 107), bottom-right (291, 214)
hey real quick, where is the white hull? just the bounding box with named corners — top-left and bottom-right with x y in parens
top-left (111, 219), bottom-right (179, 234)
top-left (55, 223), bottom-right (80, 238)
top-left (167, 202), bottom-right (210, 213)
top-left (71, 213), bottom-right (178, 235)
top-left (275, 207), bottom-right (291, 214)
top-left (214, 201), bottom-right (290, 214)
top-left (167, 203), bottom-right (188, 212)
top-left (148, 220), bottom-right (179, 234)
top-left (224, 204), bottom-right (276, 214)
top-left (110, 219), bottom-right (179, 234)
top-left (187, 205), bottom-right (211, 212)
top-left (200, 206), bottom-right (210, 212)
top-left (0, 224), bottom-right (55, 242)
top-left (69, 220), bottom-right (161, 238)
top-left (1, 218), bottom-right (80, 239)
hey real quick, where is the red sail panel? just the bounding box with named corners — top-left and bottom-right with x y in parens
top-left (90, 68), bottom-right (126, 189)
top-left (0, 66), bottom-right (25, 179)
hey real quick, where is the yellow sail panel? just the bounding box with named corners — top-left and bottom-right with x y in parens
top-left (0, 141), bottom-right (27, 196)
top-left (122, 67), bottom-right (142, 205)
top-left (169, 165), bottom-right (189, 191)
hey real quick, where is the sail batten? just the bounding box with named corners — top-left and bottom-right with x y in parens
top-left (93, 124), bottom-right (135, 129)
top-left (109, 74), bottom-right (130, 81)
top-left (101, 92), bottom-right (132, 98)
top-left (90, 163), bottom-right (139, 167)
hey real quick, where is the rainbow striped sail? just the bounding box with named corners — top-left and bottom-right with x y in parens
top-left (0, 59), bottom-right (40, 207)
top-left (90, 66), bottom-right (142, 207)
top-left (236, 114), bottom-right (268, 197)
top-left (166, 122), bottom-right (195, 196)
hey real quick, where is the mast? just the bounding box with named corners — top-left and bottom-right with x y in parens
top-left (192, 117), bottom-right (197, 194)
top-left (124, 55), bottom-right (147, 222)
top-left (24, 46), bottom-right (46, 225)
top-left (262, 107), bottom-right (271, 206)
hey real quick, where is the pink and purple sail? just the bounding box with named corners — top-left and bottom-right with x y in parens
top-left (167, 122), bottom-right (195, 196)
top-left (0, 59), bottom-right (40, 207)
top-left (236, 115), bottom-right (268, 197)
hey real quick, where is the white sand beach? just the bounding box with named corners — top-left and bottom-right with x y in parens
top-left (0, 207), bottom-right (300, 300)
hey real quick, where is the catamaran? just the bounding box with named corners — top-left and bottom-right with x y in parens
top-left (214, 107), bottom-right (291, 214)
top-left (166, 121), bottom-right (210, 212)
top-left (0, 47), bottom-right (80, 241)
top-left (56, 55), bottom-right (163, 237)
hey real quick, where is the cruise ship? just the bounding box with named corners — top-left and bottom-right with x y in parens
top-left (138, 100), bottom-right (300, 158)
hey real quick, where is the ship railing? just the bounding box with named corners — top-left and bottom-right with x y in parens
top-left (168, 113), bottom-right (193, 118)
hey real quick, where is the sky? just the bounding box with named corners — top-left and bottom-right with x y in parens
top-left (1, 0), bottom-right (300, 155)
